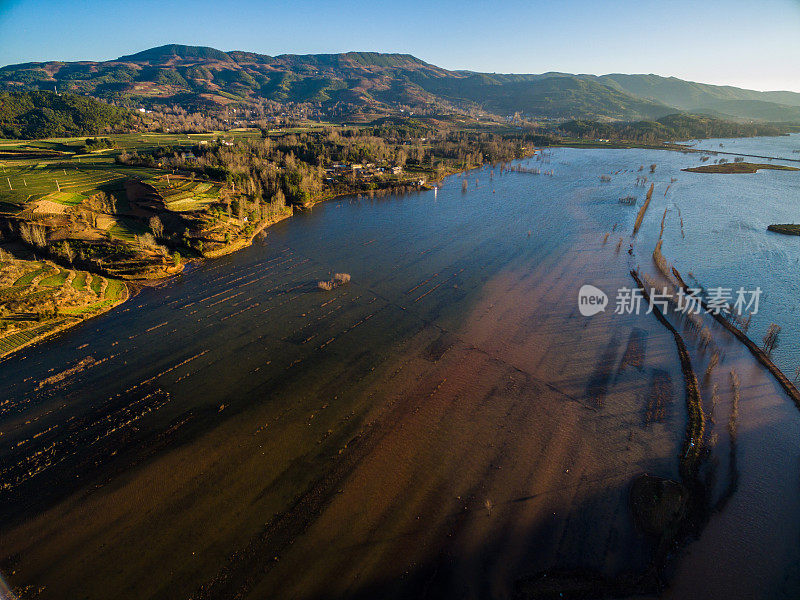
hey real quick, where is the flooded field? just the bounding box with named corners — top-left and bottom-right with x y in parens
top-left (2, 137), bottom-right (800, 599)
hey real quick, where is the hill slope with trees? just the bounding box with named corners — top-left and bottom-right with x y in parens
top-left (0, 90), bottom-right (135, 138)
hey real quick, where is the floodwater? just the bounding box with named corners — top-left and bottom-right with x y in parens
top-left (666, 134), bottom-right (800, 375)
top-left (1, 136), bottom-right (799, 599)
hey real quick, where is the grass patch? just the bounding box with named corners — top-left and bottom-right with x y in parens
top-left (71, 272), bottom-right (87, 291)
top-left (13, 266), bottom-right (48, 287)
top-left (61, 301), bottom-right (110, 315)
top-left (49, 191), bottom-right (86, 206)
top-left (39, 269), bottom-right (69, 287)
top-left (89, 275), bottom-right (104, 294)
top-left (109, 218), bottom-right (148, 241)
top-left (104, 279), bottom-right (125, 301)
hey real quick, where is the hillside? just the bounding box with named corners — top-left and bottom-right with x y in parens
top-left (596, 73), bottom-right (800, 120)
top-left (0, 46), bottom-right (455, 115)
top-left (413, 73), bottom-right (672, 120)
top-left (694, 99), bottom-right (800, 122)
top-left (1, 45), bottom-right (798, 122)
top-left (0, 90), bottom-right (134, 138)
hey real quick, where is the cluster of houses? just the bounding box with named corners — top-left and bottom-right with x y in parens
top-left (324, 162), bottom-right (403, 182)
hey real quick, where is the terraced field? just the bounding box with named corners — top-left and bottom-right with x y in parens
top-left (0, 259), bottom-right (127, 358)
top-left (145, 176), bottom-right (223, 212)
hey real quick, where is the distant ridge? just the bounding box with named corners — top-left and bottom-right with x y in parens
top-left (116, 44), bottom-right (234, 63)
top-left (595, 73), bottom-right (800, 110)
top-left (1, 44), bottom-right (798, 122)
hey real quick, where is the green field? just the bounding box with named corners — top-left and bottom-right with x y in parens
top-left (89, 274), bottom-right (104, 294)
top-left (108, 218), bottom-right (150, 241)
top-left (104, 278), bottom-right (125, 301)
top-left (0, 130), bottom-right (256, 154)
top-left (0, 162), bottom-right (152, 212)
top-left (0, 319), bottom-right (69, 356)
top-left (13, 266), bottom-right (49, 286)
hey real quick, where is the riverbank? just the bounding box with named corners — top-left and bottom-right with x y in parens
top-left (199, 210), bottom-right (294, 259)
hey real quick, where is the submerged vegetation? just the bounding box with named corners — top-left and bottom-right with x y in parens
top-left (630, 474), bottom-right (688, 537)
top-left (632, 183), bottom-right (655, 235)
top-left (318, 272), bottom-right (351, 291)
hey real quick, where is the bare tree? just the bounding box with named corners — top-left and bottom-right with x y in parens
top-left (19, 222), bottom-right (47, 248)
top-left (763, 323), bottom-right (781, 357)
top-left (60, 241), bottom-right (75, 264)
top-left (149, 215), bottom-right (164, 238)
top-left (136, 232), bottom-right (157, 248)
top-left (104, 192), bottom-right (117, 214)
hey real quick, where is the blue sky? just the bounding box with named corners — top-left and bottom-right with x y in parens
top-left (1, 0), bottom-right (799, 91)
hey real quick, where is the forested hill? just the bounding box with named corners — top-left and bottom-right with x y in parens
top-left (0, 90), bottom-right (134, 138)
top-left (1, 44), bottom-right (799, 123)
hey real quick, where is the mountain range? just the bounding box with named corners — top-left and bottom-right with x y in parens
top-left (2, 44), bottom-right (799, 122)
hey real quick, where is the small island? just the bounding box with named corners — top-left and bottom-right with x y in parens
top-left (767, 224), bottom-right (800, 236)
top-left (683, 162), bottom-right (800, 174)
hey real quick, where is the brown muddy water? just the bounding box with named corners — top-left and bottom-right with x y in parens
top-left (1, 142), bottom-right (799, 599)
